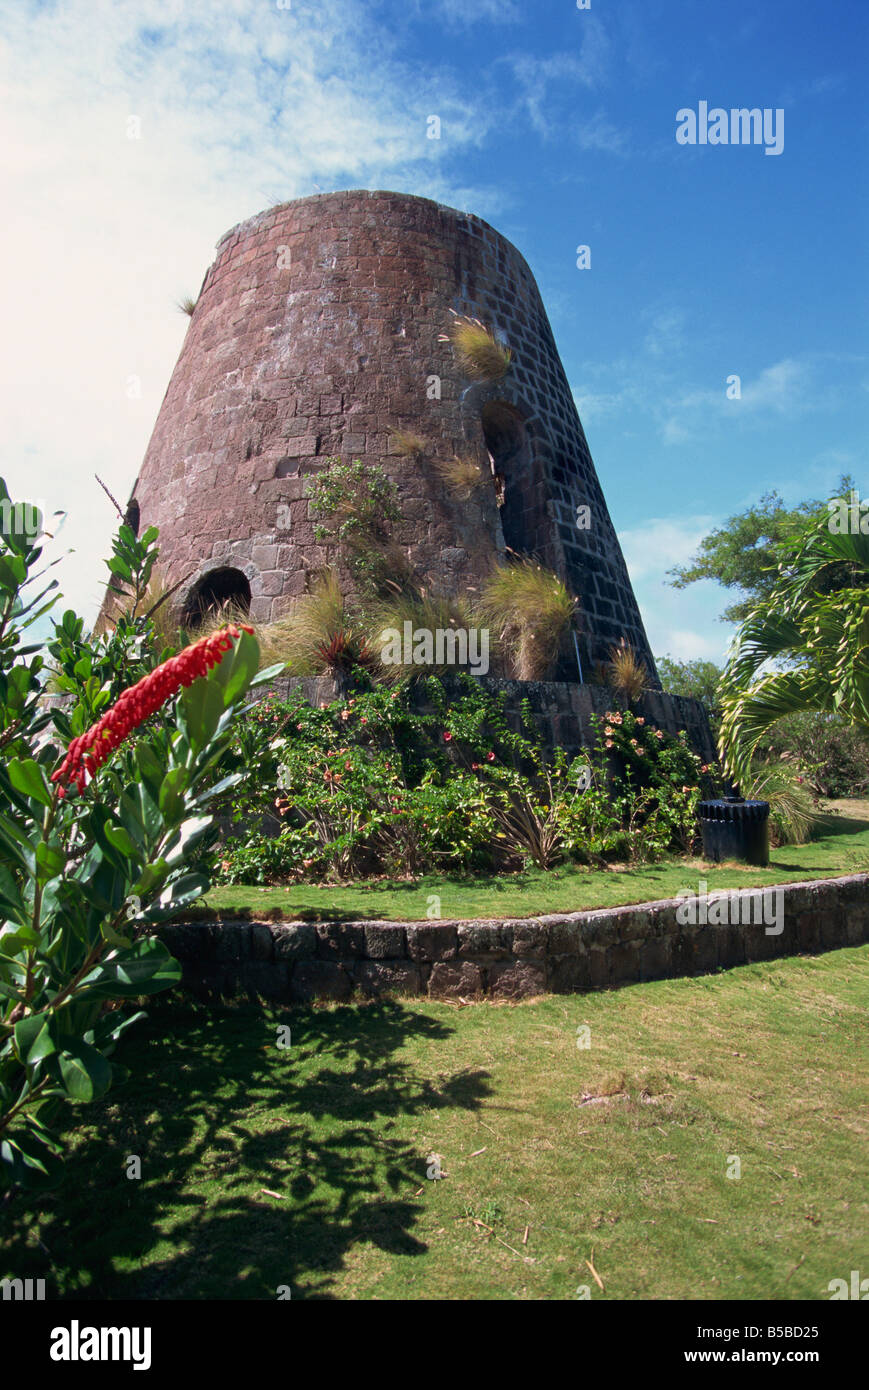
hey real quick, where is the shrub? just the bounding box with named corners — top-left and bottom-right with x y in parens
top-left (390, 430), bottom-right (429, 460)
top-left (758, 711), bottom-right (869, 800)
top-left (431, 454), bottom-right (488, 500)
top-left (365, 591), bottom-right (481, 684)
top-left (260, 569), bottom-right (374, 677)
top-left (606, 639), bottom-right (650, 706)
top-left (309, 458), bottom-right (401, 590)
top-left (441, 313), bottom-right (512, 382)
top-left (478, 560), bottom-right (577, 680)
top-left (0, 487), bottom-right (275, 1188)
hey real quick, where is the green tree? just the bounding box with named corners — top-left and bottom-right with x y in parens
top-left (668, 477), bottom-right (856, 624)
top-left (718, 514), bottom-right (869, 786)
top-left (656, 656), bottom-right (724, 721)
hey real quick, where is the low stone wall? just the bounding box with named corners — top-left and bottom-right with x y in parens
top-left (160, 873), bottom-right (869, 1003)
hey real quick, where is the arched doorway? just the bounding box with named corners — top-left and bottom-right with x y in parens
top-left (183, 567), bottom-right (251, 627)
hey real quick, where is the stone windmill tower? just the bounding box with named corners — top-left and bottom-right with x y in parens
top-left (123, 190), bottom-right (658, 683)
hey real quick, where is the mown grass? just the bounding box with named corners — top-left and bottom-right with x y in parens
top-left (198, 805), bottom-right (869, 922)
top-left (3, 947), bottom-right (867, 1300)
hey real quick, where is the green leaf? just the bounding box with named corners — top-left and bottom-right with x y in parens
top-left (55, 1040), bottom-right (113, 1102)
top-left (14, 1011), bottom-right (57, 1065)
top-left (35, 841), bottom-right (66, 880)
top-left (158, 765), bottom-right (189, 821)
top-left (0, 1127), bottom-right (65, 1189)
top-left (104, 822), bottom-right (141, 861)
top-left (7, 757), bottom-right (53, 807)
top-left (76, 937), bottom-right (182, 999)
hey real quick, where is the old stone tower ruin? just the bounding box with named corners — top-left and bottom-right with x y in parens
top-left (125, 189), bottom-right (659, 684)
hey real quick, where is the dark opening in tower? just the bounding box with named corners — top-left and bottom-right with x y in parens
top-left (482, 401), bottom-right (549, 563)
top-left (183, 567), bottom-right (251, 627)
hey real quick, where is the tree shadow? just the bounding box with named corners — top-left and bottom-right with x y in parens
top-left (1, 997), bottom-right (491, 1300)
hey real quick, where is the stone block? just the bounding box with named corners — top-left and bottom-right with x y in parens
top-left (487, 960), bottom-right (546, 999)
top-left (290, 961), bottom-right (352, 1002)
top-left (241, 961), bottom-right (290, 1001)
top-left (428, 961), bottom-right (483, 998)
top-left (406, 923), bottom-right (457, 961)
top-left (251, 924), bottom-right (275, 961)
top-left (457, 922), bottom-right (510, 959)
top-left (315, 923), bottom-right (366, 959)
top-left (364, 923), bottom-right (407, 959)
top-left (354, 961), bottom-right (422, 997)
top-left (273, 923), bottom-right (317, 959)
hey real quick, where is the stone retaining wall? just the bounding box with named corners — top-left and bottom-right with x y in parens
top-left (254, 674), bottom-right (717, 764)
top-left (160, 873), bottom-right (869, 1003)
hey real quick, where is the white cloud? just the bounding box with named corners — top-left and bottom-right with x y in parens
top-left (616, 515), bottom-right (735, 665)
top-left (0, 0), bottom-right (504, 626)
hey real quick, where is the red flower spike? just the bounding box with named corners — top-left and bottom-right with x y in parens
top-left (51, 624), bottom-right (253, 798)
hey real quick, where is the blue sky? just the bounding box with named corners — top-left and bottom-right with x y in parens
top-left (1, 0), bottom-right (866, 660)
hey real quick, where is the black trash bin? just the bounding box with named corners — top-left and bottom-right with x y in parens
top-left (697, 797), bottom-right (770, 867)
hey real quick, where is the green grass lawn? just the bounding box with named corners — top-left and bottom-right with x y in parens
top-left (198, 804), bottom-right (869, 922)
top-left (3, 946), bottom-right (867, 1300)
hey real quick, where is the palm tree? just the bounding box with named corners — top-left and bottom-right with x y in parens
top-left (718, 518), bottom-right (869, 786)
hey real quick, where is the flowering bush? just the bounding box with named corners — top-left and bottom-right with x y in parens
top-left (592, 709), bottom-right (722, 859)
top-left (216, 684), bottom-right (720, 880)
top-left (0, 486), bottom-right (278, 1189)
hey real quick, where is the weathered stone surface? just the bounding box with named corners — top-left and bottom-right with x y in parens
top-left (315, 922), bottom-right (365, 959)
top-left (586, 945), bottom-right (610, 989)
top-left (406, 923), bottom-right (457, 962)
top-left (290, 961), bottom-right (352, 1002)
top-left (160, 870), bottom-right (868, 1003)
top-left (508, 920), bottom-right (549, 958)
top-left (547, 952), bottom-right (592, 993)
top-left (457, 923), bottom-right (510, 959)
top-left (354, 961), bottom-right (422, 997)
top-left (487, 960), bottom-right (546, 999)
top-left (215, 922), bottom-right (250, 963)
top-left (428, 961), bottom-right (483, 998)
top-left (241, 961), bottom-right (290, 1001)
top-left (638, 935), bottom-right (672, 981)
top-left (364, 923), bottom-right (407, 959)
top-left (251, 924), bottom-right (275, 961)
top-left (548, 919), bottom-right (585, 956)
top-left (608, 940), bottom-right (643, 986)
top-left (273, 923), bottom-right (317, 959)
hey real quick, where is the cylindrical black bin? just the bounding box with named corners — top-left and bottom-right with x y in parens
top-left (697, 797), bottom-right (770, 866)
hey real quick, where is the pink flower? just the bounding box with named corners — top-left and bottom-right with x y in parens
top-left (443, 732), bottom-right (452, 742)
top-left (636, 717), bottom-right (644, 725)
top-left (655, 730), bottom-right (664, 740)
top-left (486, 751), bottom-right (495, 762)
top-left (605, 739), bottom-right (613, 748)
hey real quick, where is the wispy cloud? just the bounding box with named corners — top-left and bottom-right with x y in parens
top-left (0, 0), bottom-right (506, 623)
top-left (618, 515), bottom-right (735, 662)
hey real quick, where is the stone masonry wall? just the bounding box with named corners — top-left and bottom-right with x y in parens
top-left (124, 190), bottom-right (657, 676)
top-left (254, 674), bottom-right (718, 764)
top-left (159, 873), bottom-right (869, 1004)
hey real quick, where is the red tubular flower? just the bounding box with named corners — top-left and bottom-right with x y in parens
top-left (51, 624), bottom-right (253, 798)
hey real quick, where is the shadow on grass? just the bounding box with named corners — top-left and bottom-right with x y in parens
top-left (811, 814), bottom-right (869, 840)
top-left (1, 997), bottom-right (491, 1300)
